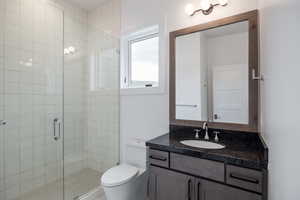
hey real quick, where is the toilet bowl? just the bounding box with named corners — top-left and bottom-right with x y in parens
top-left (101, 164), bottom-right (148, 200)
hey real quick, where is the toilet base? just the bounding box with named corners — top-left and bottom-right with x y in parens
top-left (103, 170), bottom-right (148, 200)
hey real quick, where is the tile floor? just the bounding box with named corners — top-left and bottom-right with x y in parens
top-left (14, 168), bottom-right (106, 200)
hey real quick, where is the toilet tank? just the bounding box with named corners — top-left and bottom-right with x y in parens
top-left (123, 138), bottom-right (147, 169)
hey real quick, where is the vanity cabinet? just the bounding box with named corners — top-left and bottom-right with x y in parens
top-left (149, 165), bottom-right (261, 200)
top-left (148, 149), bottom-right (266, 200)
top-left (149, 166), bottom-right (195, 200)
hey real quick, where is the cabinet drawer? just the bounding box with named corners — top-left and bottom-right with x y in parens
top-left (201, 179), bottom-right (262, 200)
top-left (226, 165), bottom-right (263, 193)
top-left (149, 149), bottom-right (169, 168)
top-left (170, 153), bottom-right (224, 182)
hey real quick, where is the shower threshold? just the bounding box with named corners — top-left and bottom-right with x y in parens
top-left (13, 168), bottom-right (105, 200)
top-left (73, 187), bottom-right (105, 200)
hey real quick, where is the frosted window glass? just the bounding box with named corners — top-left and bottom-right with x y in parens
top-left (130, 36), bottom-right (159, 85)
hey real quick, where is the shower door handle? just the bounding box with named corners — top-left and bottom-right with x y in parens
top-left (53, 118), bottom-right (61, 141)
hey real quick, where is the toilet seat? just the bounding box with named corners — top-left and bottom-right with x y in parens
top-left (101, 164), bottom-right (139, 187)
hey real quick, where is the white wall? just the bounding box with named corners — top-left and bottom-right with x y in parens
top-left (259, 0), bottom-right (300, 199)
top-left (120, 0), bottom-right (169, 166)
top-left (120, 0), bottom-right (258, 164)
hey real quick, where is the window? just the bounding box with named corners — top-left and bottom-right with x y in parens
top-left (122, 26), bottom-right (160, 90)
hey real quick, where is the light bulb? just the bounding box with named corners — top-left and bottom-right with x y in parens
top-left (64, 48), bottom-right (70, 55)
top-left (201, 0), bottom-right (211, 11)
top-left (69, 46), bottom-right (76, 53)
top-left (219, 0), bottom-right (228, 6)
top-left (185, 4), bottom-right (195, 16)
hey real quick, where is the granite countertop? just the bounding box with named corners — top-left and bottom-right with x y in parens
top-left (146, 127), bottom-right (268, 170)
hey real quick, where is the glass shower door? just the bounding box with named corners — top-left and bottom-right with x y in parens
top-left (0, 0), bottom-right (64, 200)
top-left (0, 2), bottom-right (5, 197)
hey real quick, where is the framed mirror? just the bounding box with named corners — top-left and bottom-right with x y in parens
top-left (170, 10), bottom-right (259, 132)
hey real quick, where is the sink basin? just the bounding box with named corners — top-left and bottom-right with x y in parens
top-left (180, 140), bottom-right (225, 149)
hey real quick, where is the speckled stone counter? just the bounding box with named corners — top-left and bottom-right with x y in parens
top-left (146, 126), bottom-right (268, 170)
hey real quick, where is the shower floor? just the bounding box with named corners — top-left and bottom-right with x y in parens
top-left (14, 168), bottom-right (106, 200)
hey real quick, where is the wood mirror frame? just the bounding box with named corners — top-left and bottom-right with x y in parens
top-left (169, 10), bottom-right (259, 132)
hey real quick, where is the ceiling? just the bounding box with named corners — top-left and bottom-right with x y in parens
top-left (64, 0), bottom-right (108, 11)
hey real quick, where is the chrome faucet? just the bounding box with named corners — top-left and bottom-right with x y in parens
top-left (202, 122), bottom-right (209, 140)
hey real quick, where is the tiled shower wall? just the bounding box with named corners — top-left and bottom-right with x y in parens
top-left (86, 0), bottom-right (120, 173)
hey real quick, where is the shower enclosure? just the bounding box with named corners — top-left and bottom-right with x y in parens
top-left (0, 0), bottom-right (120, 200)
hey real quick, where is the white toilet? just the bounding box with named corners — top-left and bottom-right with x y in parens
top-left (101, 164), bottom-right (148, 200)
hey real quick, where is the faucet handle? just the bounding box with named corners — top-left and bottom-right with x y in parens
top-left (194, 129), bottom-right (201, 139)
top-left (214, 131), bottom-right (220, 142)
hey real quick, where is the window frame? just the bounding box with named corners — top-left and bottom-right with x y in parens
top-left (121, 25), bottom-right (165, 95)
top-left (128, 33), bottom-right (159, 88)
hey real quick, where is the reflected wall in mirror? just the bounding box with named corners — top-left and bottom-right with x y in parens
top-left (176, 21), bottom-right (249, 124)
top-left (170, 10), bottom-right (259, 132)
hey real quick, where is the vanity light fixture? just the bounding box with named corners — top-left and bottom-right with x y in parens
top-left (185, 0), bottom-right (228, 16)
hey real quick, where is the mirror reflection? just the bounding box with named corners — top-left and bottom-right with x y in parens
top-left (175, 21), bottom-right (249, 124)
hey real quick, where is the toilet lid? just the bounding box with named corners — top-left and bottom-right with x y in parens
top-left (101, 164), bottom-right (139, 187)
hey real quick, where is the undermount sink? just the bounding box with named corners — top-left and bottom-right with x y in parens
top-left (180, 140), bottom-right (225, 150)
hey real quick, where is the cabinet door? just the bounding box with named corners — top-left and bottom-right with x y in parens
top-left (197, 179), bottom-right (262, 200)
top-left (149, 166), bottom-right (195, 200)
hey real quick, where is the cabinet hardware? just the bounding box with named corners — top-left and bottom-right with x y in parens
top-left (176, 104), bottom-right (198, 108)
top-left (147, 176), bottom-right (150, 197)
top-left (155, 175), bottom-right (158, 200)
top-left (188, 179), bottom-right (192, 200)
top-left (197, 182), bottom-right (201, 200)
top-left (150, 155), bottom-right (167, 161)
top-left (230, 173), bottom-right (259, 184)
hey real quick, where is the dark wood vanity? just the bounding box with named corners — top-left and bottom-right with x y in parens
top-left (146, 128), bottom-right (268, 200)
top-left (146, 10), bottom-right (268, 200)
top-left (149, 159), bottom-right (263, 200)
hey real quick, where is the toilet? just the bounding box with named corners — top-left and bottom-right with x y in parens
top-left (101, 139), bottom-right (148, 200)
top-left (101, 164), bottom-right (148, 200)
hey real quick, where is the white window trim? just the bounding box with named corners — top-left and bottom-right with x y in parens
top-left (121, 25), bottom-right (165, 96)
